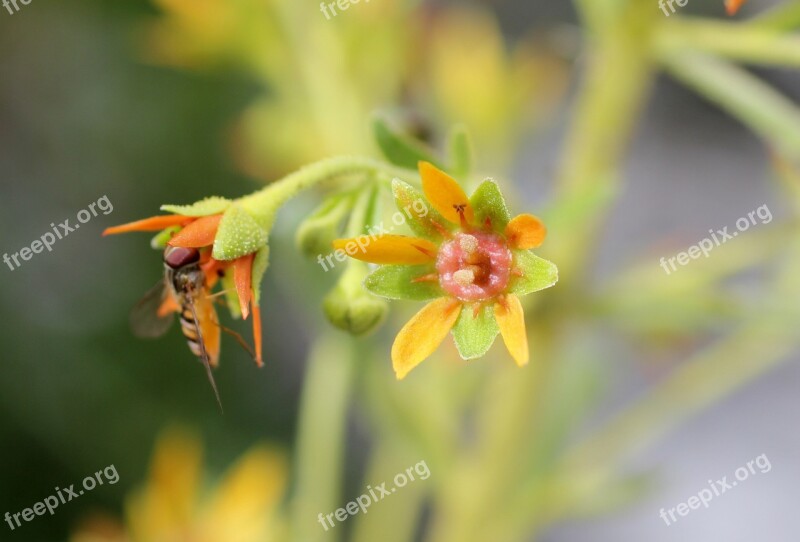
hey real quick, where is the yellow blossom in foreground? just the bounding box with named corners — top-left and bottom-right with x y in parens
top-left (71, 430), bottom-right (287, 542)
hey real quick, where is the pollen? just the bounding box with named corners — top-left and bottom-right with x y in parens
top-left (437, 232), bottom-right (512, 302)
top-left (458, 234), bottom-right (479, 254)
top-left (453, 269), bottom-right (475, 286)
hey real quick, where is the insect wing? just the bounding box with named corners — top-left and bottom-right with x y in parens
top-left (129, 280), bottom-right (175, 338)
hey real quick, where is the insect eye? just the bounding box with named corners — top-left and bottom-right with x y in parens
top-left (164, 247), bottom-right (200, 269)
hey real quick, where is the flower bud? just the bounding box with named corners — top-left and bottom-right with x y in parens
top-left (323, 261), bottom-right (387, 336)
top-left (295, 195), bottom-right (353, 258)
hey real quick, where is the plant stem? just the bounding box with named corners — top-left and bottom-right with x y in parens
top-left (548, 1), bottom-right (657, 287)
top-left (289, 332), bottom-right (356, 542)
top-left (238, 156), bottom-right (413, 231)
top-left (428, 3), bottom-right (660, 541)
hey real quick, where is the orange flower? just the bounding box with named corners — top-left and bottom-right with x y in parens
top-left (104, 199), bottom-right (265, 366)
top-left (333, 162), bottom-right (558, 379)
top-left (725, 0), bottom-right (748, 15)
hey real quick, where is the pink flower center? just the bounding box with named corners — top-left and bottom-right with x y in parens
top-left (436, 232), bottom-right (512, 302)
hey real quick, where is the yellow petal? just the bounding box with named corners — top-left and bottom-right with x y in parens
top-left (505, 214), bottom-right (547, 249)
top-left (419, 161), bottom-right (474, 225)
top-left (201, 446), bottom-right (287, 539)
top-left (332, 235), bottom-right (437, 264)
top-left (494, 295), bottom-right (529, 366)
top-left (392, 298), bottom-right (461, 379)
top-left (126, 429), bottom-right (202, 540)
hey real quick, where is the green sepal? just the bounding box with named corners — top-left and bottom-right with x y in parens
top-left (221, 270), bottom-right (242, 319)
top-left (451, 303), bottom-right (499, 360)
top-left (364, 264), bottom-right (443, 300)
top-left (509, 250), bottom-right (559, 296)
top-left (251, 246), bottom-right (270, 305)
top-left (372, 115), bottom-right (443, 170)
top-left (161, 196), bottom-right (231, 217)
top-left (150, 226), bottom-right (181, 250)
top-left (295, 193), bottom-right (354, 257)
top-left (391, 180), bottom-right (450, 241)
top-left (448, 124), bottom-right (475, 179)
top-left (212, 204), bottom-right (268, 261)
top-left (470, 179), bottom-right (511, 232)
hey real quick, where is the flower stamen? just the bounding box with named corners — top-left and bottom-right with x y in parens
top-left (453, 269), bottom-right (476, 286)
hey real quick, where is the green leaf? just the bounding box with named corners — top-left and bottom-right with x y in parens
top-left (470, 179), bottom-right (511, 231)
top-left (364, 265), bottom-right (443, 300)
top-left (252, 246), bottom-right (270, 305)
top-left (451, 303), bottom-right (499, 360)
top-left (391, 180), bottom-right (449, 240)
top-left (212, 204), bottom-right (268, 261)
top-left (448, 124), bottom-right (475, 178)
top-left (161, 196), bottom-right (232, 217)
top-left (149, 226), bottom-right (181, 250)
top-left (372, 115), bottom-right (443, 170)
top-left (509, 250), bottom-right (558, 296)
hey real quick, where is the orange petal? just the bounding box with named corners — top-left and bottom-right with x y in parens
top-left (419, 161), bottom-right (474, 225)
top-left (725, 0), bottom-right (747, 15)
top-left (157, 293), bottom-right (180, 318)
top-left (233, 254), bottom-right (254, 319)
top-left (391, 298), bottom-right (461, 380)
top-left (167, 214), bottom-right (222, 248)
top-left (201, 257), bottom-right (226, 288)
top-left (505, 214), bottom-right (547, 249)
top-left (494, 295), bottom-right (528, 367)
top-left (102, 214), bottom-right (189, 236)
top-left (332, 235), bottom-right (437, 264)
top-left (195, 293), bottom-right (221, 368)
top-left (251, 295), bottom-right (263, 367)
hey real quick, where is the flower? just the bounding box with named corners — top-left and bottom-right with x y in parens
top-left (725, 0), bottom-right (747, 15)
top-left (70, 429), bottom-right (287, 542)
top-left (332, 162), bottom-right (558, 379)
top-left (103, 196), bottom-right (268, 366)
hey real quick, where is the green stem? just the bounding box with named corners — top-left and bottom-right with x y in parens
top-left (661, 51), bottom-right (800, 159)
top-left (428, 3), bottom-right (660, 541)
top-left (289, 332), bottom-right (356, 542)
top-left (656, 18), bottom-right (800, 67)
top-left (753, 2), bottom-right (800, 31)
top-left (351, 441), bottom-right (427, 542)
top-left (238, 156), bottom-right (414, 231)
top-left (548, 1), bottom-right (657, 287)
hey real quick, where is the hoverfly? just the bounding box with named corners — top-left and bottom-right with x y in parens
top-left (130, 246), bottom-right (254, 410)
